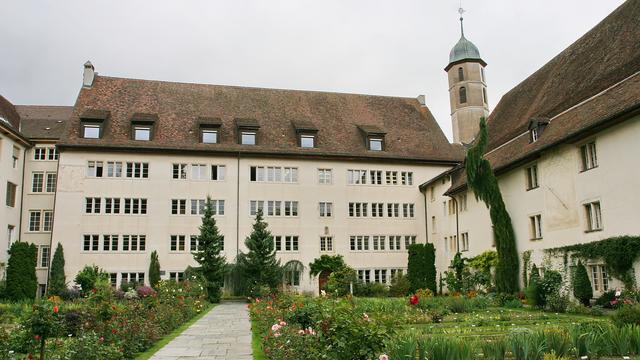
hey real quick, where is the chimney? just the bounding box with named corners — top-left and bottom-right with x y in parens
top-left (416, 94), bottom-right (426, 106)
top-left (83, 61), bottom-right (95, 88)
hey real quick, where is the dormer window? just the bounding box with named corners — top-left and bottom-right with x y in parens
top-left (79, 109), bottom-right (110, 139)
top-left (292, 120), bottom-right (319, 149)
top-left (235, 118), bottom-right (260, 145)
top-left (528, 117), bottom-right (549, 143)
top-left (202, 129), bottom-right (218, 144)
top-left (130, 113), bottom-right (157, 142)
top-left (368, 137), bottom-right (384, 151)
top-left (357, 125), bottom-right (386, 152)
top-left (198, 117), bottom-right (222, 144)
top-left (133, 124), bottom-right (152, 141)
top-left (82, 123), bottom-right (101, 139)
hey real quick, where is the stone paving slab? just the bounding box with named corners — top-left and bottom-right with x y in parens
top-left (150, 302), bottom-right (253, 360)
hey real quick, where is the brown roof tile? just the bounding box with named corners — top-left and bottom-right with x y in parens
top-left (59, 76), bottom-right (463, 163)
top-left (15, 105), bottom-right (73, 140)
top-left (0, 95), bottom-right (21, 130)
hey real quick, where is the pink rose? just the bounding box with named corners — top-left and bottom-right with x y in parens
top-left (379, 355), bottom-right (389, 360)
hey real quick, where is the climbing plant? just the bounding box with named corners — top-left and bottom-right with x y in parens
top-left (309, 255), bottom-right (347, 277)
top-left (546, 235), bottom-right (640, 289)
top-left (465, 117), bottom-right (519, 293)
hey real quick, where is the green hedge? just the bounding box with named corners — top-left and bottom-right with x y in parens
top-left (407, 243), bottom-right (436, 293)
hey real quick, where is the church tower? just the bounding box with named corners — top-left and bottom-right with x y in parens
top-left (445, 9), bottom-right (489, 144)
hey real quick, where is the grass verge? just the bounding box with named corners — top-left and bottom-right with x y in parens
top-left (135, 303), bottom-right (215, 360)
top-left (252, 320), bottom-right (266, 360)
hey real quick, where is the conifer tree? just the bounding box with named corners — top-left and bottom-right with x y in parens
top-left (526, 263), bottom-right (543, 307)
top-left (6, 242), bottom-right (38, 301)
top-left (192, 196), bottom-right (226, 302)
top-left (238, 209), bottom-right (281, 297)
top-left (48, 243), bottom-right (66, 296)
top-left (573, 261), bottom-right (593, 306)
top-left (149, 250), bottom-right (161, 289)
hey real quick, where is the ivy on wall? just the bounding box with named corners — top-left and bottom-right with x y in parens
top-left (545, 235), bottom-right (640, 288)
top-left (309, 255), bottom-right (347, 277)
top-left (465, 117), bottom-right (520, 293)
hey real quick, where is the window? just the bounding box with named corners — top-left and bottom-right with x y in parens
top-left (213, 199), bottom-right (225, 215)
top-left (133, 124), bottom-right (152, 141)
top-left (105, 198), bottom-right (121, 214)
top-left (368, 137), bottom-right (384, 151)
top-left (122, 235), bottom-right (145, 251)
top-left (103, 235), bottom-right (119, 251)
top-left (124, 198), bottom-right (147, 214)
top-left (461, 233), bottom-right (469, 252)
top-left (370, 170), bottom-right (383, 185)
top-left (347, 170), bottom-right (367, 185)
top-left (7, 225), bottom-right (16, 247)
top-left (389, 235), bottom-right (402, 251)
top-left (348, 202), bottom-right (368, 217)
top-left (109, 273), bottom-right (117, 287)
top-left (590, 265), bottom-right (610, 292)
top-left (191, 164), bottom-right (207, 180)
top-left (350, 236), bottom-right (369, 251)
top-left (431, 216), bottom-right (436, 233)
top-left (121, 272), bottom-right (145, 285)
top-left (371, 203), bottom-right (384, 217)
top-left (211, 165), bottom-right (226, 181)
top-left (284, 201), bottom-right (298, 216)
top-left (401, 172), bottom-right (413, 185)
top-left (320, 236), bottom-right (333, 252)
top-left (402, 203), bottom-right (415, 218)
top-left (38, 246), bottom-right (50, 268)
top-left (459, 87), bottom-right (467, 104)
top-left (530, 128), bottom-right (539, 143)
top-left (266, 200), bottom-right (281, 216)
top-left (585, 201), bottom-right (602, 231)
top-left (250, 200), bottom-right (265, 216)
top-left (85, 197), bottom-right (101, 214)
top-left (201, 129), bottom-right (218, 144)
top-left (372, 235), bottom-right (386, 251)
top-left (283, 167), bottom-right (298, 183)
top-left (170, 235), bottom-right (186, 252)
top-left (126, 162), bottom-right (149, 178)
top-left (169, 272), bottom-right (185, 282)
top-left (448, 200), bottom-right (456, 215)
top-left (87, 161), bottom-right (104, 177)
top-left (172, 164), bottom-right (187, 179)
top-left (34, 148), bottom-right (46, 160)
top-left (29, 211), bottom-right (42, 232)
top-left (357, 270), bottom-right (371, 283)
top-left (284, 269), bottom-right (301, 286)
top-left (300, 134), bottom-right (315, 148)
top-left (32, 173), bottom-right (44, 192)
top-left (250, 166), bottom-right (297, 183)
top-left (83, 234), bottom-right (99, 251)
top-left (385, 171), bottom-right (398, 185)
top-left (530, 214), bottom-right (543, 240)
top-left (449, 235), bottom-right (458, 253)
top-left (481, 67), bottom-right (486, 82)
top-left (318, 169), bottom-right (332, 184)
top-left (580, 141), bottom-right (598, 171)
top-left (48, 147), bottom-right (58, 160)
top-left (430, 187), bottom-right (435, 202)
top-left (526, 165), bottom-right (539, 190)
top-left (241, 131), bottom-right (256, 145)
top-left (404, 235), bottom-right (417, 249)
top-left (458, 67), bottom-right (464, 81)
top-left (483, 87), bottom-right (488, 104)
top-left (191, 199), bottom-right (206, 215)
top-left (46, 173), bottom-right (57, 192)
top-left (274, 235), bottom-right (299, 252)
top-left (387, 203), bottom-right (400, 218)
top-left (82, 123), bottom-right (101, 138)
top-left (319, 202), bottom-right (333, 217)
top-left (190, 235), bottom-right (199, 252)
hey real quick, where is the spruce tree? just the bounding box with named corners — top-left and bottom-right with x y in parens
top-left (192, 196), bottom-right (227, 303)
top-left (238, 209), bottom-right (281, 297)
top-left (149, 250), bottom-right (161, 289)
top-left (6, 242), bottom-right (38, 301)
top-left (573, 261), bottom-right (593, 306)
top-left (48, 243), bottom-right (66, 296)
top-left (526, 263), bottom-right (543, 307)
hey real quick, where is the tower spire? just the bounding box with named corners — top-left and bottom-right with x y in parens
top-left (458, 6), bottom-right (466, 37)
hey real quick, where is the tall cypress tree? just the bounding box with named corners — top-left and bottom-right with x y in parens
top-left (149, 250), bottom-right (161, 289)
top-left (466, 117), bottom-right (519, 293)
top-left (6, 242), bottom-right (38, 301)
top-left (573, 261), bottom-right (593, 306)
top-left (192, 196), bottom-right (226, 303)
top-left (238, 209), bottom-right (281, 297)
top-left (48, 243), bottom-right (66, 296)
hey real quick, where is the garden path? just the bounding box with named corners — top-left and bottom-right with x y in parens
top-left (150, 302), bottom-right (253, 360)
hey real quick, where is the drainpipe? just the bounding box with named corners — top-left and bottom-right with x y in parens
top-left (421, 188), bottom-right (429, 243)
top-left (236, 153), bottom-right (241, 260)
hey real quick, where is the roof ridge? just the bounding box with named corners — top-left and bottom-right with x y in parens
top-left (96, 74), bottom-right (419, 101)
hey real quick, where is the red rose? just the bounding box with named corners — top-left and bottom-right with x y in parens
top-left (28, 354), bottom-right (34, 359)
top-left (112, 329), bottom-right (118, 334)
top-left (410, 294), bottom-right (419, 305)
top-left (53, 306), bottom-right (59, 314)
top-left (34, 335), bottom-right (40, 341)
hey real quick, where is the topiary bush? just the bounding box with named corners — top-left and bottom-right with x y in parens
top-left (5, 242), bottom-right (38, 301)
top-left (407, 243), bottom-right (436, 293)
top-left (572, 261), bottom-right (593, 306)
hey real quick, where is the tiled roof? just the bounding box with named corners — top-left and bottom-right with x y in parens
top-left (15, 105), bottom-right (73, 140)
top-left (445, 0), bottom-right (640, 194)
top-left (0, 95), bottom-right (21, 130)
top-left (59, 75), bottom-right (464, 163)
top-left (486, 0), bottom-right (640, 152)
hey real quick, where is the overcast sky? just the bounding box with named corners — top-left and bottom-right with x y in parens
top-left (0, 0), bottom-right (625, 140)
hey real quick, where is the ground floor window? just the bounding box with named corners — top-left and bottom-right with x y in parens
top-left (590, 265), bottom-right (610, 292)
top-left (283, 260), bottom-right (304, 287)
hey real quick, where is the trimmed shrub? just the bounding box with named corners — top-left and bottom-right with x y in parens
top-left (149, 250), bottom-right (161, 289)
top-left (407, 243), bottom-right (436, 293)
top-left (572, 261), bottom-right (593, 306)
top-left (5, 242), bottom-right (38, 301)
top-left (48, 243), bottom-right (66, 296)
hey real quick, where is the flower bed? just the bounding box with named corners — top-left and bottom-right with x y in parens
top-left (0, 280), bottom-right (207, 360)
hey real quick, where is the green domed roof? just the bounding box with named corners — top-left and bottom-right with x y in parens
top-left (449, 35), bottom-right (482, 64)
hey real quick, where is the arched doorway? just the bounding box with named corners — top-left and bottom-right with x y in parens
top-left (318, 270), bottom-right (331, 293)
